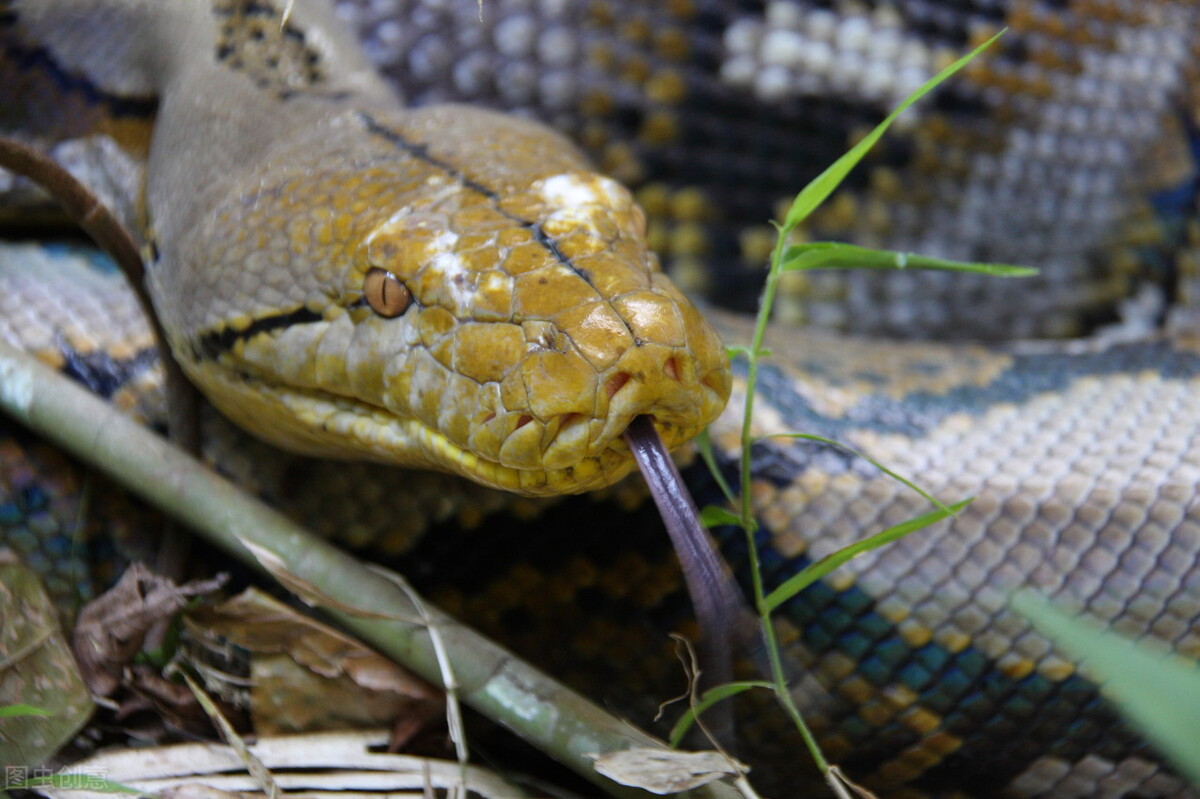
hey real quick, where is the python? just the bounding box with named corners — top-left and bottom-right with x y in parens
top-left (1, 0), bottom-right (1199, 796)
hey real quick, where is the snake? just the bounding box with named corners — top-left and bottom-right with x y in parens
top-left (1, 0), bottom-right (1200, 796)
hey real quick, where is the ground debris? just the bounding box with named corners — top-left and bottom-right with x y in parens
top-left (71, 561), bottom-right (226, 697)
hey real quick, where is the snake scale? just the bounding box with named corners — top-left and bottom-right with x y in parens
top-left (2, 0), bottom-right (1200, 796)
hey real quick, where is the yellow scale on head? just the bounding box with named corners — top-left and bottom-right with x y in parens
top-left (166, 100), bottom-right (731, 496)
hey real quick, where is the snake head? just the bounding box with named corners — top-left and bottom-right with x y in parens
top-left (164, 107), bottom-right (731, 496)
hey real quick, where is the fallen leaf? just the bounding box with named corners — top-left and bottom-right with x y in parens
top-left (185, 589), bottom-right (441, 737)
top-left (71, 562), bottom-right (226, 696)
top-left (122, 663), bottom-right (230, 737)
top-left (589, 747), bottom-right (746, 794)
top-left (0, 549), bottom-right (94, 766)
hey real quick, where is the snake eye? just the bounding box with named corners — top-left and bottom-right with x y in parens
top-left (363, 267), bottom-right (411, 318)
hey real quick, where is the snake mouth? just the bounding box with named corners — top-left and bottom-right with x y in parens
top-left (414, 418), bottom-right (644, 496)
top-left (414, 377), bottom-right (729, 496)
top-left (195, 360), bottom-right (725, 497)
top-left (450, 347), bottom-right (731, 494)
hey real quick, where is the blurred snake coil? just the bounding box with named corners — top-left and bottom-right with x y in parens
top-left (2, 0), bottom-right (1200, 796)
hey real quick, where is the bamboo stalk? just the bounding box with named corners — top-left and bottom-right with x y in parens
top-left (0, 340), bottom-right (745, 799)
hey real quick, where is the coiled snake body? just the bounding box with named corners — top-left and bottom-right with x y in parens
top-left (2, 1), bottom-right (1199, 796)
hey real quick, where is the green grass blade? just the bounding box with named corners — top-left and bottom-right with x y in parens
top-left (757, 432), bottom-right (952, 514)
top-left (725, 345), bottom-right (771, 361)
top-left (1011, 591), bottom-right (1200, 786)
top-left (725, 345), bottom-right (751, 361)
top-left (668, 681), bottom-right (775, 747)
top-left (763, 500), bottom-right (971, 612)
top-left (780, 241), bottom-right (1038, 277)
top-left (700, 505), bottom-right (742, 530)
top-left (694, 429), bottom-right (737, 507)
top-left (0, 704), bottom-right (51, 718)
top-left (782, 30), bottom-right (1005, 231)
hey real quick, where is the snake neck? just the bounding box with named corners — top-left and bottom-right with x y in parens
top-left (9, 0), bottom-right (397, 240)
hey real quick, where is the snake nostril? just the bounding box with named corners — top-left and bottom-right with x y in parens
top-left (663, 357), bottom-right (680, 381)
top-left (605, 372), bottom-right (631, 399)
top-left (515, 414), bottom-right (534, 430)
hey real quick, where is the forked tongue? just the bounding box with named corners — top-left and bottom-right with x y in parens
top-left (623, 416), bottom-right (748, 713)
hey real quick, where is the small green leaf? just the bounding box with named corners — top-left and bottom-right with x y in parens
top-left (763, 499), bottom-right (971, 612)
top-left (694, 429), bottom-right (737, 506)
top-left (756, 431), bottom-right (952, 514)
top-left (725, 345), bottom-right (770, 361)
top-left (0, 704), bottom-right (51, 718)
top-left (668, 681), bottom-right (774, 746)
top-left (780, 241), bottom-right (1038, 277)
top-left (725, 345), bottom-right (751, 361)
top-left (1011, 591), bottom-right (1200, 786)
top-left (699, 505), bottom-right (742, 529)
top-left (782, 30), bottom-right (1005, 231)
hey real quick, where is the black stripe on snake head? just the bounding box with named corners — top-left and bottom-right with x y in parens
top-left (192, 306), bottom-right (322, 361)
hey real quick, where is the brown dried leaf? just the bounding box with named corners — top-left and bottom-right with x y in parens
top-left (71, 562), bottom-right (226, 696)
top-left (0, 549), bottom-right (94, 766)
top-left (186, 589), bottom-right (441, 736)
top-left (589, 748), bottom-right (746, 794)
top-left (119, 663), bottom-right (229, 738)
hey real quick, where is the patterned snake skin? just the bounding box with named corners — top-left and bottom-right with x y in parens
top-left (2, 1), bottom-right (1200, 796)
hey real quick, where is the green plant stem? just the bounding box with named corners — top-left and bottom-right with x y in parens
top-left (736, 221), bottom-right (831, 775)
top-left (700, 30), bottom-right (1009, 791)
top-left (737, 224), bottom-right (785, 532)
top-left (760, 604), bottom-right (827, 772)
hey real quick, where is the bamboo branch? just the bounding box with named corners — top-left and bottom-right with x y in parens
top-left (0, 340), bottom-right (744, 799)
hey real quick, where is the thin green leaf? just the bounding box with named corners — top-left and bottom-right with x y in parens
top-left (15, 775), bottom-right (143, 794)
top-left (668, 681), bottom-right (775, 747)
top-left (699, 505), bottom-right (742, 530)
top-left (763, 500), bottom-right (972, 612)
top-left (782, 29), bottom-right (1005, 231)
top-left (725, 345), bottom-right (770, 361)
top-left (0, 704), bottom-right (51, 718)
top-left (756, 432), bottom-right (952, 514)
top-left (1011, 591), bottom-right (1200, 786)
top-left (725, 345), bottom-right (749, 361)
top-left (694, 429), bottom-right (737, 507)
top-left (780, 241), bottom-right (1038, 277)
